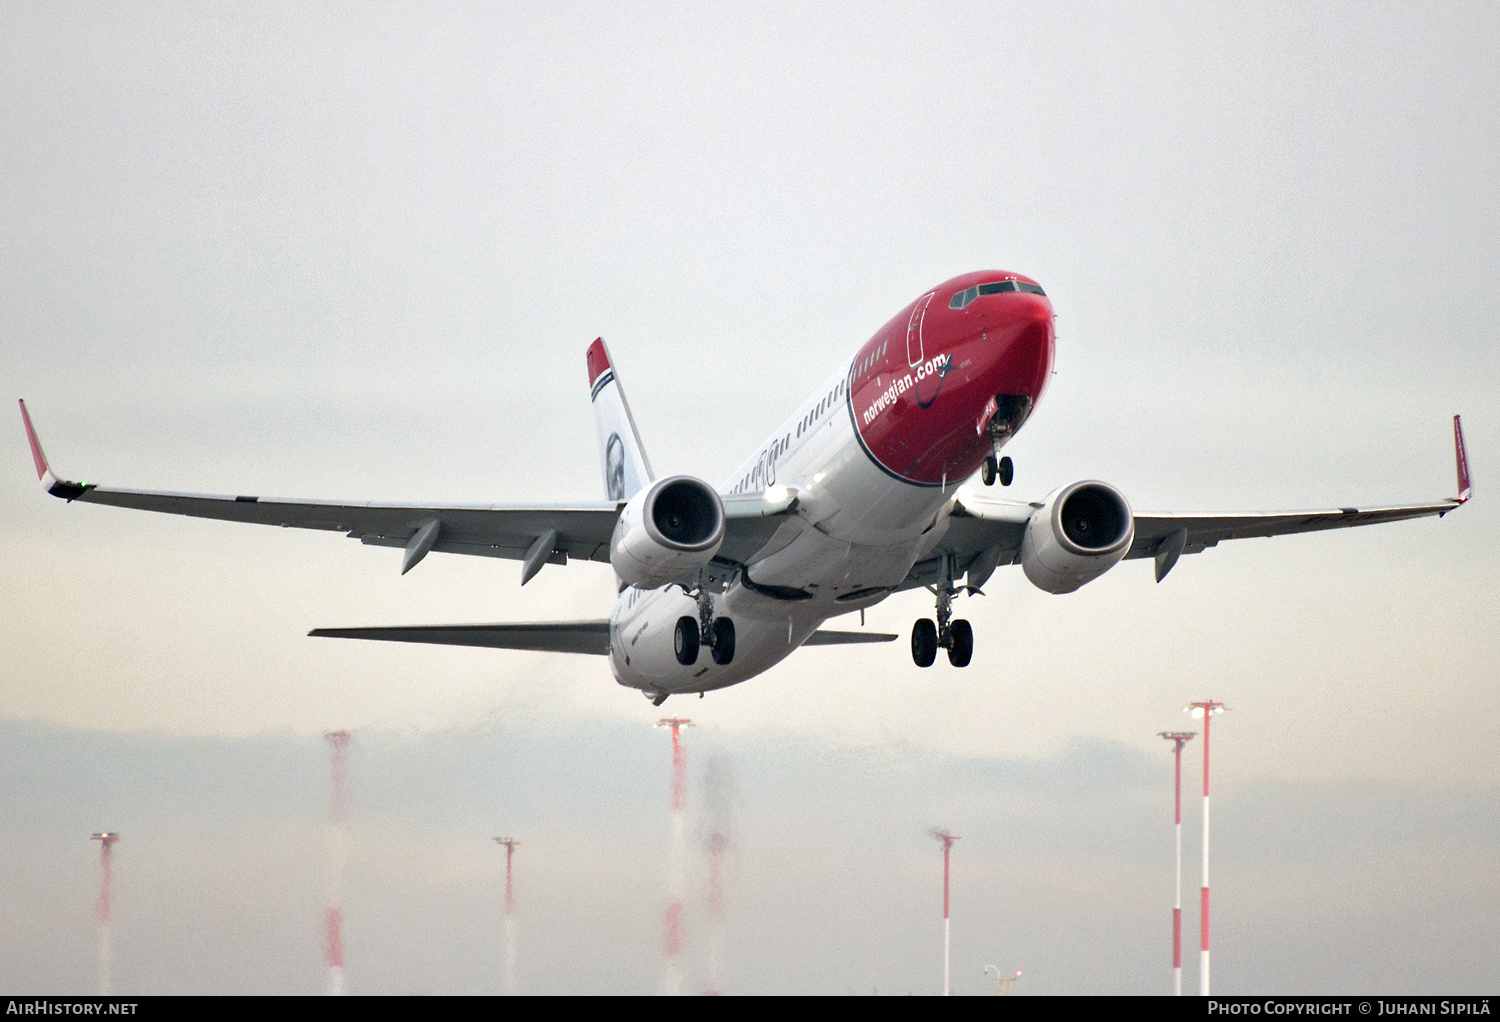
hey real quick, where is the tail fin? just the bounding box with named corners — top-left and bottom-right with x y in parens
top-left (586, 339), bottom-right (654, 501)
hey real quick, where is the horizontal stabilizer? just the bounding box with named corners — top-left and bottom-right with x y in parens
top-left (803, 630), bottom-right (898, 645)
top-left (310, 621), bottom-right (611, 655)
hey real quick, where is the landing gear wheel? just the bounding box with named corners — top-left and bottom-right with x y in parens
top-left (911, 619), bottom-right (938, 667)
top-left (947, 619), bottom-right (973, 667)
top-left (998, 456), bottom-right (1014, 486)
top-left (674, 616), bottom-right (700, 666)
top-left (709, 617), bottom-right (736, 665)
top-left (981, 454), bottom-right (998, 486)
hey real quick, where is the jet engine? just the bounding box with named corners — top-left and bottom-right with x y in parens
top-left (610, 475), bottom-right (726, 589)
top-left (1020, 480), bottom-right (1135, 594)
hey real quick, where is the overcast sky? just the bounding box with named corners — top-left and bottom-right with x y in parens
top-left (2, 1), bottom-right (1497, 994)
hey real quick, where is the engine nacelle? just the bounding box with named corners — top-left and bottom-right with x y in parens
top-left (610, 475), bottom-right (726, 589)
top-left (1020, 480), bottom-right (1135, 594)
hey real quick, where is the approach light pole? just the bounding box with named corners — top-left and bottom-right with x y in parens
top-left (1185, 701), bottom-right (1226, 996)
top-left (984, 966), bottom-right (1021, 995)
top-left (494, 837), bottom-right (521, 995)
top-left (932, 829), bottom-right (960, 996)
top-left (1158, 731), bottom-right (1196, 995)
top-left (91, 832), bottom-right (119, 995)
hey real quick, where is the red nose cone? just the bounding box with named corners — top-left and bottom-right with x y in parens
top-left (972, 292), bottom-right (1053, 397)
top-left (849, 273), bottom-right (1054, 486)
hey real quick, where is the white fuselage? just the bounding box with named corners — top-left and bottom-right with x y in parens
top-left (608, 358), bottom-right (959, 695)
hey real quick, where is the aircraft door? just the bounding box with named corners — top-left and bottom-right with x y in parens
top-left (906, 292), bottom-right (935, 367)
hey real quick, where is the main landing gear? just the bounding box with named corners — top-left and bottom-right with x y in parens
top-left (980, 454), bottom-right (1014, 487)
top-left (911, 559), bottom-right (975, 668)
top-left (675, 592), bottom-right (735, 667)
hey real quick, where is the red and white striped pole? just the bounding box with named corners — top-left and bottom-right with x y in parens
top-left (91, 832), bottom-right (119, 995)
top-left (932, 830), bottom-right (960, 996)
top-left (1186, 702), bottom-right (1225, 995)
top-left (1159, 732), bottom-right (1196, 995)
top-left (705, 830), bottom-right (728, 996)
top-left (494, 838), bottom-right (520, 995)
top-left (324, 730), bottom-right (351, 996)
top-left (657, 718), bottom-right (692, 995)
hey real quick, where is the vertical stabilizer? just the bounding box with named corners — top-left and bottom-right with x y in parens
top-left (586, 339), bottom-right (655, 501)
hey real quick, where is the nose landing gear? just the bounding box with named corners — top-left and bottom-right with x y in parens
top-left (911, 558), bottom-right (975, 668)
top-left (981, 454), bottom-right (1014, 487)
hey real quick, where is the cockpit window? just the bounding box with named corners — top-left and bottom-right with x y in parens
top-left (949, 286), bottom-right (978, 309)
top-left (950, 279), bottom-right (1046, 308)
top-left (981, 280), bottom-right (1046, 296)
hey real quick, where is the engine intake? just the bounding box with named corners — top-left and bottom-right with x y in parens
top-left (611, 475), bottom-right (726, 589)
top-left (1020, 480), bottom-right (1134, 594)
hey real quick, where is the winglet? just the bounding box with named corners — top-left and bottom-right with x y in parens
top-left (1454, 414), bottom-right (1471, 503)
top-left (19, 399), bottom-right (49, 481)
top-left (17, 400), bottom-right (91, 501)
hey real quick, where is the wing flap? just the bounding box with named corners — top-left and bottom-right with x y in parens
top-left (1126, 501), bottom-right (1464, 559)
top-left (309, 621), bottom-right (611, 655)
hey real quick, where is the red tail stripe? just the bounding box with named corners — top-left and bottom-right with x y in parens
top-left (586, 338), bottom-right (611, 387)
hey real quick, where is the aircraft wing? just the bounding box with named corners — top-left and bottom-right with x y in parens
top-left (19, 400), bottom-right (793, 579)
top-left (904, 416), bottom-right (1471, 589)
top-left (1122, 500), bottom-right (1465, 581)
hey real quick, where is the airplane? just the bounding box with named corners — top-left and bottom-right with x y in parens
top-left (19, 270), bottom-right (1472, 706)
